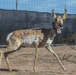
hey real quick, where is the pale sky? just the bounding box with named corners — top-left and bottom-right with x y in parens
top-left (0, 0), bottom-right (76, 14)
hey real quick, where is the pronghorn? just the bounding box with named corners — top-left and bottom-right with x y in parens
top-left (0, 8), bottom-right (67, 72)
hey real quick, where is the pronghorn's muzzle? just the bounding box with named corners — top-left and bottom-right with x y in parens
top-left (59, 24), bottom-right (64, 29)
top-left (57, 26), bottom-right (64, 34)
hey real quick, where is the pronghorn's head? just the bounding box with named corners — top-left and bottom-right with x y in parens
top-left (51, 8), bottom-right (67, 34)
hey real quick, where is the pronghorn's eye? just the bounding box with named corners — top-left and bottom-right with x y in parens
top-left (55, 18), bottom-right (57, 21)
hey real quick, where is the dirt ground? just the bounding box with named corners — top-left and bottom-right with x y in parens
top-left (0, 45), bottom-right (76, 75)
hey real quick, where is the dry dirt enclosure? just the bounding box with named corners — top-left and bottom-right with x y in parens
top-left (0, 45), bottom-right (76, 75)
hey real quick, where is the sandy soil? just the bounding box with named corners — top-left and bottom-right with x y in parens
top-left (0, 45), bottom-right (76, 75)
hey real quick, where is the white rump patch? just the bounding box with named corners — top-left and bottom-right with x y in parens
top-left (46, 38), bottom-right (53, 45)
top-left (6, 32), bottom-right (13, 41)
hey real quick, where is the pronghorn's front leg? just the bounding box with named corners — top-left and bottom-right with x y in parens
top-left (46, 45), bottom-right (66, 71)
top-left (0, 50), bottom-right (3, 68)
top-left (33, 42), bottom-right (39, 72)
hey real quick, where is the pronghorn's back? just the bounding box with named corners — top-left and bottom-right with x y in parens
top-left (6, 29), bottom-right (44, 47)
top-left (6, 29), bottom-right (56, 48)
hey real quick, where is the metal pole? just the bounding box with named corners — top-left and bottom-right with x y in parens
top-left (16, 0), bottom-right (18, 10)
top-left (65, 4), bottom-right (67, 12)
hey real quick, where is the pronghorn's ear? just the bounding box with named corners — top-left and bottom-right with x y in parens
top-left (62, 5), bottom-right (67, 20)
top-left (51, 9), bottom-right (56, 19)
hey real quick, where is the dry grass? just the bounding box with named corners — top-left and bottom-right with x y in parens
top-left (0, 45), bottom-right (76, 75)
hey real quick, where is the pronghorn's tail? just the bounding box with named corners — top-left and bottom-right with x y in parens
top-left (0, 50), bottom-right (3, 68)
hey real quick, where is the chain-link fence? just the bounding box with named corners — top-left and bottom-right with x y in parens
top-left (0, 0), bottom-right (76, 45)
top-left (0, 0), bottom-right (27, 10)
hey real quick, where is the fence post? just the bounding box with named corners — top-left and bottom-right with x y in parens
top-left (16, 0), bottom-right (18, 10)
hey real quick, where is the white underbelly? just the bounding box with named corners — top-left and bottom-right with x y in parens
top-left (22, 35), bottom-right (40, 45)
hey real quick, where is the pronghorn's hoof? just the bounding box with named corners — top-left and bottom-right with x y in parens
top-left (63, 67), bottom-right (67, 71)
top-left (9, 68), bottom-right (12, 72)
top-left (61, 64), bottom-right (67, 71)
top-left (8, 66), bottom-right (12, 72)
top-left (33, 67), bottom-right (36, 73)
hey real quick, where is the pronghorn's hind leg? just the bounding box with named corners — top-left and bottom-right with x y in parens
top-left (4, 46), bottom-right (21, 72)
top-left (4, 35), bottom-right (22, 71)
top-left (4, 38), bottom-right (22, 72)
top-left (46, 45), bottom-right (66, 71)
top-left (0, 50), bottom-right (3, 68)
